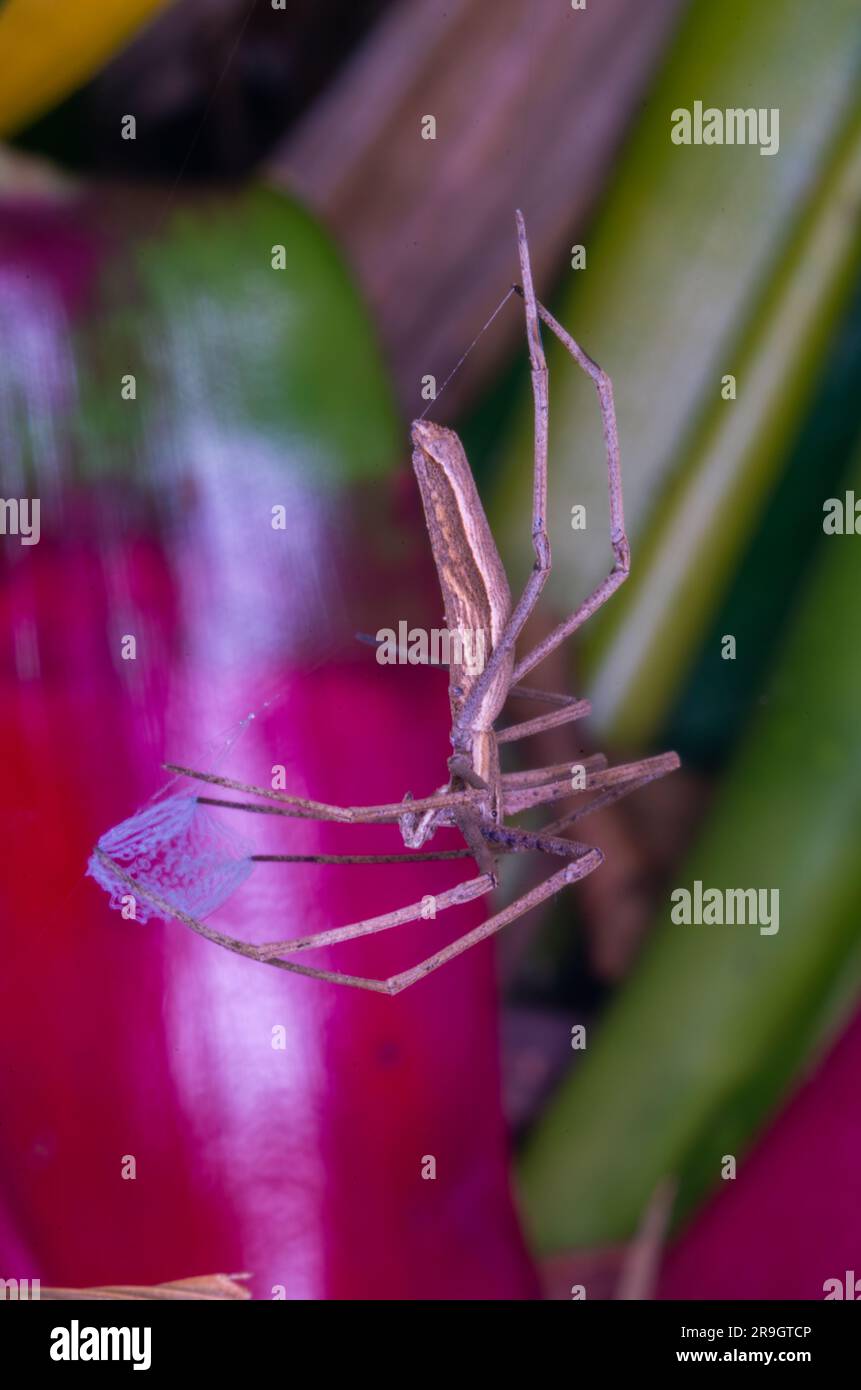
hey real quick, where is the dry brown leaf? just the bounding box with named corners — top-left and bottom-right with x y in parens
top-left (38, 1274), bottom-right (252, 1301)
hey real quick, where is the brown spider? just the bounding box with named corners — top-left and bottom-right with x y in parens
top-left (94, 212), bottom-right (679, 994)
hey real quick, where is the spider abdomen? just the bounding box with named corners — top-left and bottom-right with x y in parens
top-left (411, 419), bottom-right (514, 732)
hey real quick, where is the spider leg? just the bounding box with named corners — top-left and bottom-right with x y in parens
top-left (447, 755), bottom-right (489, 791)
top-left (257, 869), bottom-right (495, 956)
top-left (500, 753), bottom-right (608, 789)
top-left (502, 752), bottom-right (680, 817)
top-left (507, 684), bottom-right (585, 707)
top-left (164, 764), bottom-right (474, 825)
top-left (251, 850), bottom-right (473, 864)
top-left (95, 848), bottom-right (494, 981)
top-left (383, 845), bottom-right (604, 995)
top-left (453, 806), bottom-right (499, 880)
top-left (511, 297), bottom-right (630, 685)
top-left (458, 699), bottom-right (596, 832)
top-left (480, 822), bottom-right (595, 861)
top-left (496, 698), bottom-right (591, 744)
top-left (450, 208), bottom-right (551, 750)
top-left (95, 833), bottom-right (605, 996)
top-left (540, 756), bottom-right (680, 835)
top-left (351, 652), bottom-right (577, 712)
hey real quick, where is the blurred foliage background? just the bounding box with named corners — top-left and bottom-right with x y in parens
top-left (2, 0), bottom-right (861, 1299)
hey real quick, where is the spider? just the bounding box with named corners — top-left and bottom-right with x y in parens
top-left (93, 211), bottom-right (679, 994)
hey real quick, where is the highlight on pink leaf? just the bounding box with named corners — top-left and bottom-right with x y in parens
top-left (87, 794), bottom-right (253, 924)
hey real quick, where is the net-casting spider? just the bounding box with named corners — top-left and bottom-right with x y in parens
top-left (92, 211), bottom-right (679, 994)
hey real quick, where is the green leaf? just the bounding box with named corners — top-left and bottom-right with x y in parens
top-left (492, 0), bottom-right (861, 743)
top-left (590, 103), bottom-right (861, 744)
top-left (75, 184), bottom-right (400, 487)
top-left (518, 433), bottom-right (861, 1251)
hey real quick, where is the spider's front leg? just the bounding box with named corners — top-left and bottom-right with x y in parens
top-left (510, 297), bottom-right (630, 685)
top-left (398, 796), bottom-right (446, 849)
top-left (450, 208), bottom-right (632, 725)
top-left (400, 737), bottom-right (503, 873)
top-left (451, 209), bottom-right (551, 751)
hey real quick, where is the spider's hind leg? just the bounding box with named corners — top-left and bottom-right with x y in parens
top-left (98, 847), bottom-right (496, 994)
top-left (384, 843), bottom-right (604, 995)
